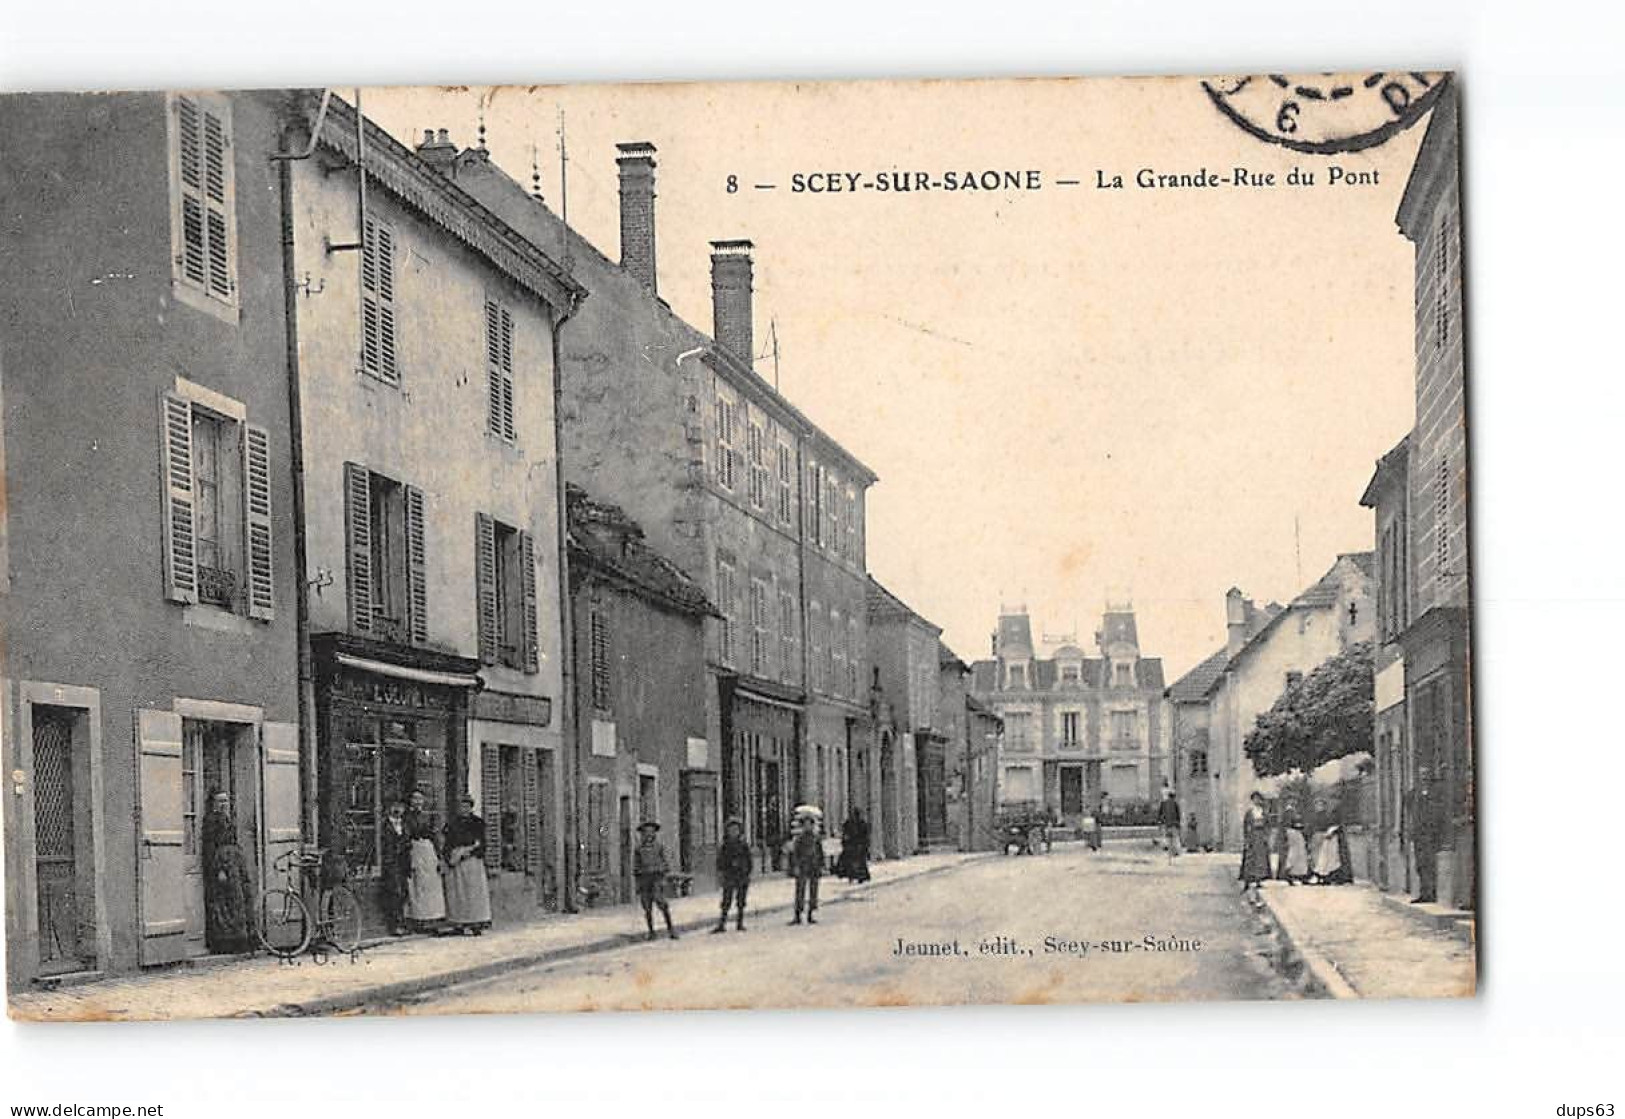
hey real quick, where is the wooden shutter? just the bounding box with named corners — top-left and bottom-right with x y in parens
top-left (173, 95), bottom-right (234, 301)
top-left (405, 485), bottom-right (428, 645)
top-left (362, 221), bottom-right (398, 382)
top-left (241, 423), bottom-right (275, 620)
top-left (136, 708), bottom-right (188, 965)
top-left (160, 393), bottom-right (199, 604)
top-left (481, 744), bottom-right (502, 872)
top-left (522, 754), bottom-right (543, 877)
top-left (343, 462), bottom-right (373, 634)
top-left (475, 512), bottom-right (499, 665)
top-left (520, 530), bottom-right (539, 673)
top-left (485, 300), bottom-right (515, 442)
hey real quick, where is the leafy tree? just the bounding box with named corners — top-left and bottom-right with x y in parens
top-left (1244, 640), bottom-right (1374, 778)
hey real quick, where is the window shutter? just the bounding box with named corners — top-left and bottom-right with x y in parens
top-left (475, 512), bottom-right (499, 665)
top-left (522, 756), bottom-right (542, 877)
top-left (343, 462), bottom-right (373, 634)
top-left (160, 393), bottom-right (199, 604)
top-left (481, 745), bottom-right (502, 872)
top-left (520, 530), bottom-right (539, 673)
top-left (175, 98), bottom-right (207, 290)
top-left (172, 95), bottom-right (234, 301)
top-left (241, 423), bottom-right (275, 620)
top-left (201, 104), bottom-right (232, 299)
top-left (405, 484), bottom-right (428, 645)
top-left (362, 221), bottom-right (398, 383)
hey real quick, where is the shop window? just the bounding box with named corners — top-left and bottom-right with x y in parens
top-left (339, 717), bottom-right (443, 879)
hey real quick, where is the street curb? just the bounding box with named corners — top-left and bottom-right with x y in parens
top-left (256, 854), bottom-right (994, 1018)
top-left (1253, 888), bottom-right (1359, 1000)
top-left (1376, 892), bottom-right (1476, 946)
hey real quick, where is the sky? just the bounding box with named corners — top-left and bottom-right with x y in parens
top-left (365, 77), bottom-right (1426, 682)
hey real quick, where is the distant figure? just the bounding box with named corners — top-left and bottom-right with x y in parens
top-left (634, 820), bottom-right (678, 940)
top-left (1312, 824), bottom-right (1353, 885)
top-left (380, 800), bottom-right (410, 935)
top-left (403, 790), bottom-right (446, 931)
top-left (1239, 792), bottom-right (1271, 897)
top-left (788, 816), bottom-right (824, 926)
top-left (443, 796), bottom-right (492, 935)
top-left (1281, 805), bottom-right (1310, 884)
top-left (1156, 789), bottom-right (1182, 859)
top-left (713, 817), bottom-right (753, 933)
top-left (1185, 814), bottom-right (1200, 852)
top-left (839, 809), bottom-right (872, 883)
top-left (1405, 767), bottom-right (1441, 903)
top-left (1092, 792), bottom-right (1108, 850)
top-left (201, 790), bottom-right (253, 954)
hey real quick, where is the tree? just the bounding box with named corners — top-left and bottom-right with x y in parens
top-left (1244, 640), bottom-right (1375, 778)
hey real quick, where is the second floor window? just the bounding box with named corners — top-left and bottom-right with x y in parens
top-left (716, 558), bottom-right (737, 666)
top-left (1061, 711), bottom-right (1080, 747)
top-left (168, 93), bottom-right (236, 309)
top-left (779, 591), bottom-right (798, 684)
top-left (485, 300), bottom-right (515, 441)
top-left (343, 463), bottom-right (426, 644)
top-left (1005, 712), bottom-right (1032, 751)
top-left (776, 443), bottom-right (794, 524)
top-left (748, 422), bottom-right (769, 509)
top-left (1110, 710), bottom-right (1134, 747)
top-left (750, 579), bottom-right (770, 677)
top-left (830, 608), bottom-right (845, 696)
top-left (714, 395), bottom-right (738, 491)
top-left (476, 513), bottom-right (538, 672)
top-left (361, 219), bottom-right (398, 384)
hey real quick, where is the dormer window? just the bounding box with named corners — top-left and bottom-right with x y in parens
top-left (1006, 663), bottom-right (1026, 690)
top-left (1112, 663), bottom-right (1133, 688)
top-left (1060, 664), bottom-right (1081, 688)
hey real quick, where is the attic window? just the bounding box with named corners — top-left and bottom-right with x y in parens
top-left (1348, 602), bottom-right (1359, 626)
top-left (1060, 664), bottom-right (1080, 687)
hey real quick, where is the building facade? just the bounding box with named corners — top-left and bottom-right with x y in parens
top-left (938, 644), bottom-right (1000, 852)
top-left (2, 91), bottom-right (301, 983)
top-left (971, 603), bottom-right (1167, 829)
top-left (566, 486), bottom-right (712, 904)
top-left (440, 136), bottom-right (877, 877)
top-left (866, 579), bottom-right (945, 856)
top-left (286, 95), bottom-right (582, 929)
top-left (1361, 436), bottom-right (1411, 894)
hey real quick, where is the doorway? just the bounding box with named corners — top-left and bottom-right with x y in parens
top-left (1060, 766), bottom-right (1085, 818)
top-left (31, 705), bottom-right (96, 976)
top-left (181, 719), bottom-right (258, 958)
top-left (617, 794), bottom-right (633, 903)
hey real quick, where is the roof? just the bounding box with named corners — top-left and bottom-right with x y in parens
top-left (1359, 434), bottom-right (1411, 508)
top-left (967, 654), bottom-right (1164, 696)
top-left (1167, 646), bottom-right (1229, 702)
top-left (302, 94), bottom-right (586, 314)
top-left (566, 485), bottom-right (714, 617)
top-left (865, 576), bottom-right (942, 633)
top-left (1292, 552), bottom-right (1375, 608)
top-left (938, 640), bottom-right (969, 674)
top-left (1396, 78), bottom-right (1459, 240)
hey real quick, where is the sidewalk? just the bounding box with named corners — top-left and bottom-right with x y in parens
top-left (10, 851), bottom-right (988, 1022)
top-left (1257, 878), bottom-right (1476, 999)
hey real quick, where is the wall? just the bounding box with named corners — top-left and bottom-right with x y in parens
top-left (0, 92), bottom-right (299, 977)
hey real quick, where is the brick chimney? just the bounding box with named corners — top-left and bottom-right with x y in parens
top-left (1225, 587), bottom-right (1253, 660)
top-left (710, 239), bottom-right (755, 367)
top-left (616, 142), bottom-right (658, 293)
top-left (415, 128), bottom-right (458, 174)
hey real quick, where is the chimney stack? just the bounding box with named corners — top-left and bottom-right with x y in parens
top-left (616, 142), bottom-right (658, 293)
top-left (710, 239), bottom-right (755, 367)
top-left (1225, 587), bottom-right (1252, 660)
top-left (415, 128), bottom-right (458, 174)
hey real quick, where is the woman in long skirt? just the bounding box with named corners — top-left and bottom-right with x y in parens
top-left (202, 791), bottom-right (253, 953)
top-left (443, 796), bottom-right (492, 935)
top-left (839, 809), bottom-right (871, 883)
top-left (1282, 806), bottom-right (1311, 884)
top-left (403, 790), bottom-right (446, 931)
top-left (1312, 824), bottom-right (1353, 885)
top-left (1238, 792), bottom-right (1272, 896)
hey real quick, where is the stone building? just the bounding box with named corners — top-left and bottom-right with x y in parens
top-left (939, 644), bottom-right (1001, 852)
top-left (1, 91), bottom-right (304, 983)
top-left (970, 602), bottom-right (1168, 829)
top-left (434, 135), bottom-right (878, 876)
top-left (285, 95), bottom-right (582, 929)
top-left (1360, 435), bottom-right (1411, 893)
top-left (865, 578), bottom-right (945, 856)
top-left (565, 486), bottom-right (712, 903)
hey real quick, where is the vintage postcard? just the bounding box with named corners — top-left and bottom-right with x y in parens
top-left (0, 72), bottom-right (1475, 1020)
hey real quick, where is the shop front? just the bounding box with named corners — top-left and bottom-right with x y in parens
top-left (312, 634), bottom-right (481, 933)
top-left (720, 677), bottom-right (803, 873)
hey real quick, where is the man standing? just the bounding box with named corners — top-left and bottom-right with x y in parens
top-left (1405, 766), bottom-right (1441, 904)
top-left (634, 820), bottom-right (679, 940)
top-left (1156, 788), bottom-right (1182, 859)
top-left (788, 815), bottom-right (824, 926)
top-left (713, 817), bottom-right (752, 933)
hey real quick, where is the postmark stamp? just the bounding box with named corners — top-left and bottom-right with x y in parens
top-left (1202, 71), bottom-right (1451, 153)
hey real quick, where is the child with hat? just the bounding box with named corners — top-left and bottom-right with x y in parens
top-left (713, 817), bottom-right (753, 933)
top-left (634, 819), bottom-right (678, 940)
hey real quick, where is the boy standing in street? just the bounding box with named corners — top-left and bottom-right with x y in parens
top-left (634, 820), bottom-right (678, 940)
top-left (713, 817), bottom-right (752, 933)
top-left (788, 815), bottom-right (824, 926)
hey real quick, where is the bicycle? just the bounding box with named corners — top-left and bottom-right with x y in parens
top-left (256, 847), bottom-right (363, 958)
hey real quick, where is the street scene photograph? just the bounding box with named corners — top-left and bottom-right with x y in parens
top-left (0, 71), bottom-right (1476, 1021)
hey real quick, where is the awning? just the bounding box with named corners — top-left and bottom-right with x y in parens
top-left (333, 652), bottom-right (482, 690)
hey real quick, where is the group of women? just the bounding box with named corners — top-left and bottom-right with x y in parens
top-left (1239, 791), bottom-right (1354, 897)
top-left (382, 791), bottom-right (493, 937)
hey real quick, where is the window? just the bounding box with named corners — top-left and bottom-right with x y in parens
top-left (1381, 514), bottom-right (1410, 640)
top-left (589, 605), bottom-right (611, 711)
top-left (1110, 710), bottom-right (1135, 749)
top-left (830, 608), bottom-right (845, 696)
top-left (343, 464), bottom-right (425, 643)
top-left (1007, 663), bottom-right (1026, 690)
top-left (339, 716), bottom-right (443, 879)
top-left (806, 462), bottom-right (823, 545)
top-left (160, 391), bottom-right (274, 620)
top-left (779, 591), bottom-right (798, 684)
top-left (1435, 456), bottom-right (1450, 576)
top-left (716, 557), bottom-right (737, 666)
top-left (1060, 664), bottom-right (1081, 688)
top-left (1112, 663), bottom-right (1133, 688)
top-left (361, 219), bottom-right (398, 383)
top-left (485, 299), bottom-right (515, 441)
top-left (481, 744), bottom-right (545, 877)
top-left (1061, 711), bottom-right (1081, 748)
top-left (1005, 712), bottom-right (1033, 752)
top-left (847, 615), bottom-right (860, 698)
top-left (477, 514), bottom-right (537, 671)
top-left (748, 421), bottom-right (769, 509)
top-left (714, 393), bottom-right (738, 490)
top-left (825, 474), bottom-right (841, 555)
top-left (639, 772), bottom-right (658, 826)
top-left (776, 443), bottom-right (794, 524)
top-left (844, 486), bottom-right (859, 563)
top-left (809, 601), bottom-right (826, 692)
top-left (1189, 750), bottom-right (1209, 778)
top-left (750, 578), bottom-right (770, 676)
top-left (168, 93), bottom-right (236, 310)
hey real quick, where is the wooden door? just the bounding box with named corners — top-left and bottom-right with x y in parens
top-left (136, 709), bottom-right (189, 966)
top-left (1060, 767), bottom-right (1085, 817)
top-left (617, 795), bottom-right (633, 903)
top-left (261, 722), bottom-right (301, 893)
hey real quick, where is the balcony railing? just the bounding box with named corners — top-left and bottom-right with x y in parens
top-left (198, 565), bottom-right (237, 609)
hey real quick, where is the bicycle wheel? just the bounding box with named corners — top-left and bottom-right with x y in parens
top-left (257, 888), bottom-right (311, 958)
top-left (320, 885), bottom-right (363, 953)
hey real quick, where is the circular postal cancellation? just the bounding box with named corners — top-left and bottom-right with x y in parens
top-left (1202, 71), bottom-right (1451, 154)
